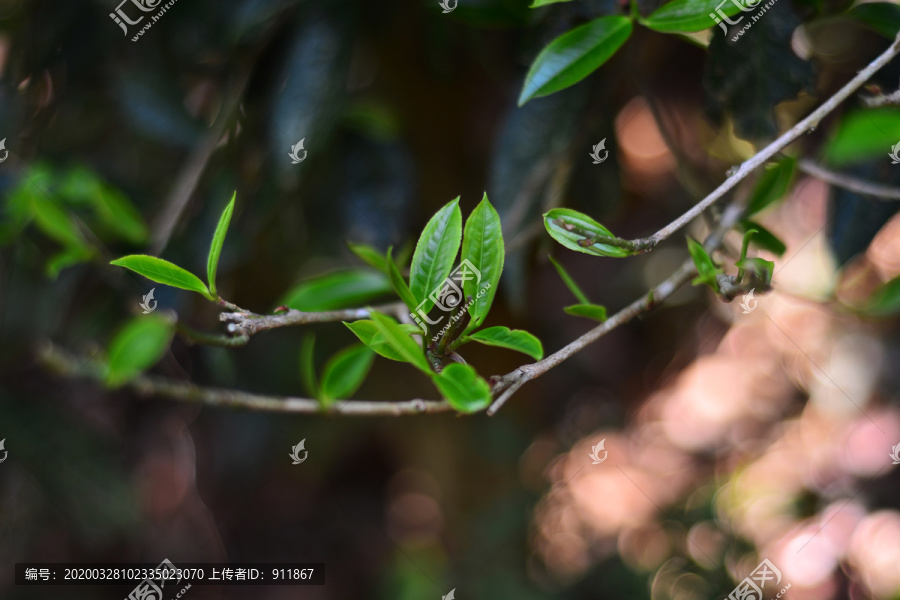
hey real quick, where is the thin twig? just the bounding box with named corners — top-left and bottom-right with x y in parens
top-left (797, 158), bottom-right (900, 199)
top-left (219, 302), bottom-right (407, 336)
top-left (590, 33), bottom-right (900, 252)
top-left (38, 343), bottom-right (451, 415)
top-left (486, 199), bottom-right (748, 416)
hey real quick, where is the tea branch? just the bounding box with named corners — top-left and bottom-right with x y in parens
top-left (591, 32), bottom-right (900, 253)
top-left (797, 158), bottom-right (900, 200)
top-left (40, 32), bottom-right (900, 416)
top-left (218, 301), bottom-right (408, 338)
top-left (38, 342), bottom-right (451, 415)
top-left (486, 199), bottom-right (746, 415)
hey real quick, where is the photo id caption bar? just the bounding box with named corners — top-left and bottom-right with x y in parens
top-left (16, 563), bottom-right (324, 585)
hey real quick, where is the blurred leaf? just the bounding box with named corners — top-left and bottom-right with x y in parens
top-left (823, 108), bottom-right (900, 166)
top-left (518, 17), bottom-right (632, 105)
top-left (564, 303), bottom-right (608, 321)
top-left (642, 0), bottom-right (746, 32)
top-left (849, 3), bottom-right (900, 37)
top-left (105, 314), bottom-right (174, 387)
top-left (387, 247), bottom-right (418, 312)
top-left (409, 198), bottom-right (462, 313)
top-left (320, 344), bottom-right (375, 406)
top-left (736, 257), bottom-right (774, 286)
top-left (530, 0), bottom-right (575, 5)
top-left (344, 320), bottom-right (412, 362)
top-left (207, 192), bottom-right (236, 297)
top-left (110, 255), bottom-right (213, 300)
top-left (280, 269), bottom-right (392, 311)
top-left (45, 246), bottom-right (93, 279)
top-left (548, 255), bottom-right (590, 304)
top-left (433, 363), bottom-right (492, 413)
top-left (300, 334), bottom-right (319, 399)
top-left (368, 312), bottom-right (433, 374)
top-left (746, 157), bottom-right (796, 216)
top-left (865, 276), bottom-right (900, 316)
top-left (465, 326), bottom-right (544, 360)
top-left (703, 2), bottom-right (815, 142)
top-left (461, 194), bottom-right (504, 329)
top-left (739, 220), bottom-right (786, 256)
top-left (687, 237), bottom-right (722, 289)
top-left (342, 101), bottom-right (401, 140)
top-left (544, 208), bottom-right (633, 257)
top-left (29, 194), bottom-right (87, 249)
top-left (348, 241), bottom-right (389, 272)
top-left (92, 186), bottom-right (149, 244)
top-left (57, 166), bottom-right (102, 206)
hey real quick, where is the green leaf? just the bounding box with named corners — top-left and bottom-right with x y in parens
top-left (746, 158), bottom-right (796, 216)
top-left (518, 17), bottom-right (632, 105)
top-left (105, 314), bottom-right (174, 387)
top-left (564, 304), bottom-right (608, 322)
top-left (530, 0), bottom-right (574, 6)
top-left (548, 255), bottom-right (590, 304)
top-left (642, 0), bottom-right (746, 33)
top-left (687, 237), bottom-right (722, 289)
top-left (207, 192), bottom-right (236, 297)
top-left (347, 241), bottom-right (389, 273)
top-left (387, 247), bottom-right (418, 312)
top-left (823, 108), bottom-right (900, 166)
top-left (735, 257), bottom-right (774, 286)
top-left (740, 220), bottom-right (786, 256)
top-left (300, 334), bottom-right (319, 399)
top-left (544, 208), bottom-right (633, 258)
top-left (850, 3), bottom-right (900, 38)
top-left (320, 344), bottom-right (375, 406)
top-left (345, 320), bottom-right (406, 362)
top-left (433, 363), bottom-right (492, 413)
top-left (409, 198), bottom-right (463, 314)
top-left (865, 276), bottom-right (900, 316)
top-left (280, 269), bottom-right (392, 311)
top-left (29, 195), bottom-right (87, 249)
top-left (461, 194), bottom-right (504, 328)
top-left (465, 326), bottom-right (544, 360)
top-left (368, 312), bottom-right (433, 374)
top-left (110, 255), bottom-right (213, 300)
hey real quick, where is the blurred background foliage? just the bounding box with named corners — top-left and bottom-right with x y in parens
top-left (1, 0), bottom-right (900, 598)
